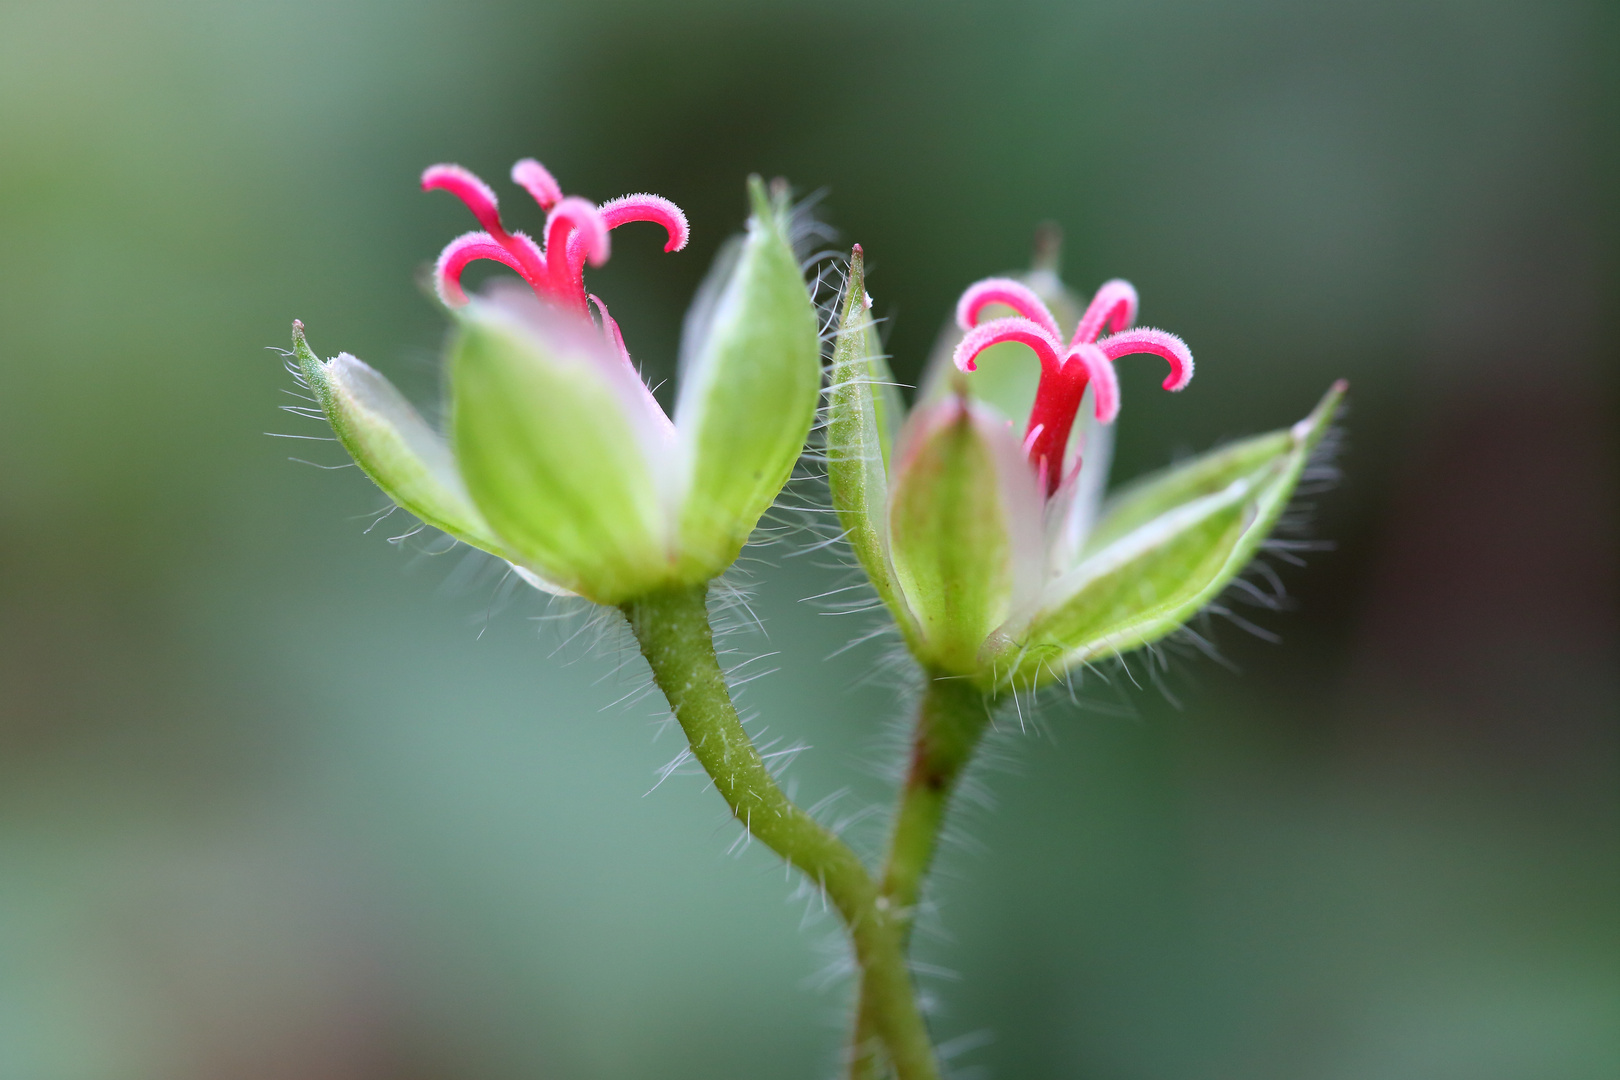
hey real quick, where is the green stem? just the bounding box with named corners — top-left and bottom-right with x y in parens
top-left (850, 676), bottom-right (992, 1080)
top-left (623, 583), bottom-right (939, 1080)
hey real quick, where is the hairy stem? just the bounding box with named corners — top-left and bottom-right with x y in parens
top-left (623, 583), bottom-right (939, 1080)
top-left (850, 676), bottom-right (992, 1080)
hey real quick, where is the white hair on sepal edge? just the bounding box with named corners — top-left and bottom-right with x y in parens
top-left (1117, 402), bottom-right (1348, 708)
top-left (274, 336), bottom-right (619, 658)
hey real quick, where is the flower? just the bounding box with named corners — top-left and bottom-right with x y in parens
top-left (826, 243), bottom-right (1343, 689)
top-left (291, 160), bottom-right (822, 605)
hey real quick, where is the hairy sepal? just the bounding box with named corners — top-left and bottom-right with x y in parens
top-left (293, 323), bottom-right (512, 556)
top-left (449, 296), bottom-right (673, 604)
top-left (673, 177), bottom-right (822, 578)
top-left (1007, 382), bottom-right (1344, 688)
top-left (888, 396), bottom-right (1043, 677)
top-left (826, 247), bottom-right (915, 638)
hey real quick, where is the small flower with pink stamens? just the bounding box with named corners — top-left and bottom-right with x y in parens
top-left (290, 164), bottom-right (822, 605)
top-left (826, 238), bottom-right (1344, 689)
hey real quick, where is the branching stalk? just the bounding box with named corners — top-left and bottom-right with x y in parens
top-left (850, 676), bottom-right (992, 1079)
top-left (623, 583), bottom-right (940, 1080)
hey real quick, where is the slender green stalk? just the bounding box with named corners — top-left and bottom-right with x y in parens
top-left (850, 676), bottom-right (993, 1080)
top-left (622, 583), bottom-right (940, 1080)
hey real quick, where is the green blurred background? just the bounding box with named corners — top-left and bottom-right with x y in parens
top-left (1, 0), bottom-right (1615, 1077)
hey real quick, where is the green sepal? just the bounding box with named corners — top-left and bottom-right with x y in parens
top-left (888, 396), bottom-right (1043, 676)
top-left (672, 176), bottom-right (822, 579)
top-left (448, 298), bottom-right (673, 605)
top-left (1008, 381), bottom-right (1345, 689)
top-left (825, 246), bottom-right (915, 639)
top-left (291, 321), bottom-right (508, 557)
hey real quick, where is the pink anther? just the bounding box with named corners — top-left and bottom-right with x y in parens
top-left (1096, 327), bottom-right (1194, 391)
top-left (510, 158), bottom-right (563, 210)
top-left (955, 277), bottom-right (1062, 339)
top-left (588, 293), bottom-right (676, 442)
top-left (1072, 279), bottom-right (1139, 345)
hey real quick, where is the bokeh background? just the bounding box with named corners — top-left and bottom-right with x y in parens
top-left (1, 0), bottom-right (1616, 1077)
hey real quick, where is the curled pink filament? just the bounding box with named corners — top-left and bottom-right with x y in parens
top-left (955, 278), bottom-right (1062, 339)
top-left (952, 274), bottom-right (1194, 495)
top-left (423, 157), bottom-right (689, 325)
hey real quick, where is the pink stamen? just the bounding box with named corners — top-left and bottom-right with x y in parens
top-left (1064, 343), bottom-right (1121, 424)
top-left (1096, 327), bottom-right (1194, 391)
top-left (955, 277), bottom-right (1062, 339)
top-left (433, 230), bottom-right (544, 307)
top-left (600, 194), bottom-right (690, 253)
top-left (541, 197), bottom-right (610, 310)
top-left (953, 317), bottom-right (1064, 374)
top-left (563, 193), bottom-right (691, 293)
top-left (1021, 423), bottom-right (1046, 457)
top-left (510, 158), bottom-right (563, 210)
top-left (423, 163), bottom-right (548, 284)
top-left (588, 293), bottom-right (633, 368)
top-left (1072, 278), bottom-right (1139, 345)
top-left (587, 292), bottom-right (676, 442)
